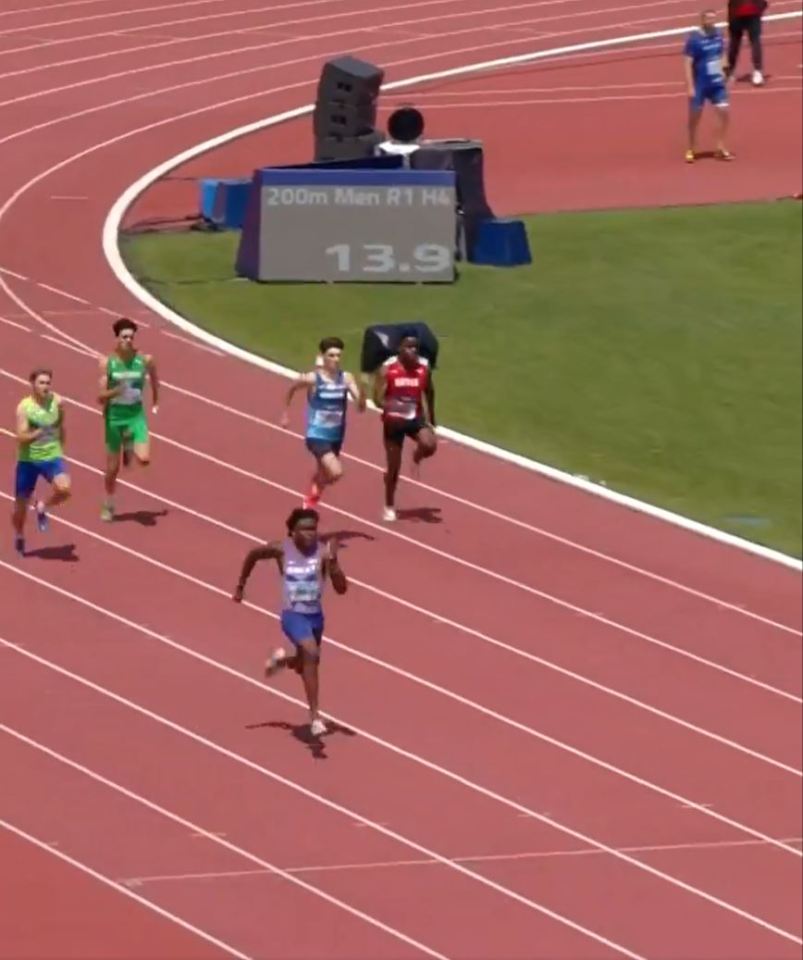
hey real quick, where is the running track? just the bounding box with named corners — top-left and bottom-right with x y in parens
top-left (0, 1), bottom-right (801, 958)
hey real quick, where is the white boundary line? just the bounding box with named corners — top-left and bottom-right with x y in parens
top-left (0, 817), bottom-right (252, 960)
top-left (0, 726), bottom-right (447, 960)
top-left (102, 12), bottom-right (803, 573)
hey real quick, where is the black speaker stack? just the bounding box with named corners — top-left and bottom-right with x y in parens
top-left (313, 56), bottom-right (385, 162)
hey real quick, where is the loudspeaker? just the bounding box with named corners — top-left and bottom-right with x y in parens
top-left (314, 129), bottom-right (384, 162)
top-left (313, 101), bottom-right (376, 139)
top-left (360, 322), bottom-right (439, 374)
top-left (313, 56), bottom-right (385, 160)
top-left (316, 55), bottom-right (384, 107)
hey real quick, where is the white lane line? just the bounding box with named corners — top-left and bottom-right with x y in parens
top-left (0, 816), bottom-right (252, 960)
top-left (2, 366), bottom-right (799, 704)
top-left (0, 725), bottom-right (449, 960)
top-left (124, 835), bottom-right (803, 884)
top-left (0, 668), bottom-right (646, 960)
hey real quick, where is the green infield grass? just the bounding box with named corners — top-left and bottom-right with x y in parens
top-left (122, 200), bottom-right (803, 557)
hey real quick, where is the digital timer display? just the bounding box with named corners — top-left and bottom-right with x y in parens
top-left (238, 167), bottom-right (457, 284)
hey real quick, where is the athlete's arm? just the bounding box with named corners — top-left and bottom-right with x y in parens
top-left (145, 355), bottom-right (160, 411)
top-left (280, 372), bottom-right (314, 426)
top-left (423, 373), bottom-right (436, 428)
top-left (372, 367), bottom-right (388, 408)
top-left (15, 406), bottom-right (41, 443)
top-left (97, 356), bottom-right (122, 403)
top-left (345, 372), bottom-right (367, 412)
top-left (324, 538), bottom-right (348, 594)
top-left (683, 37), bottom-right (696, 95)
top-left (232, 541), bottom-right (282, 601)
top-left (58, 404), bottom-right (67, 449)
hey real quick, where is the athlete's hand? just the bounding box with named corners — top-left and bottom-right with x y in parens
top-left (232, 584), bottom-right (244, 603)
top-left (151, 405), bottom-right (159, 415)
top-left (279, 411), bottom-right (290, 429)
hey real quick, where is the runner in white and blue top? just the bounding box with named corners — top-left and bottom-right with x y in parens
top-left (233, 508), bottom-right (348, 738)
top-left (683, 9), bottom-right (733, 163)
top-left (281, 337), bottom-right (365, 510)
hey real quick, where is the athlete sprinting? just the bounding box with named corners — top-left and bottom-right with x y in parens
top-left (281, 337), bottom-right (365, 509)
top-left (232, 508), bottom-right (347, 737)
top-left (373, 328), bottom-right (437, 522)
top-left (12, 368), bottom-right (71, 555)
top-left (97, 318), bottom-right (159, 522)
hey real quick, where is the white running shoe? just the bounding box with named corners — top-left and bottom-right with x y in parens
top-left (264, 648), bottom-right (287, 677)
top-left (752, 70), bottom-right (764, 86)
top-left (310, 717), bottom-right (327, 737)
top-left (382, 506), bottom-right (397, 522)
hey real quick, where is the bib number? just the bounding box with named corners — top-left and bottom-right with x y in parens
top-left (387, 398), bottom-right (417, 420)
top-left (313, 408), bottom-right (343, 428)
top-left (706, 58), bottom-right (723, 78)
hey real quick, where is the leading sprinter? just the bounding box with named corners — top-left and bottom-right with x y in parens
top-left (684, 9), bottom-right (733, 163)
top-left (232, 508), bottom-right (347, 738)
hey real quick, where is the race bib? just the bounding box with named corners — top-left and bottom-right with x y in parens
top-left (313, 408), bottom-right (343, 428)
top-left (706, 58), bottom-right (723, 77)
top-left (387, 397), bottom-right (417, 419)
top-left (288, 582), bottom-right (320, 604)
top-left (112, 383), bottom-right (142, 405)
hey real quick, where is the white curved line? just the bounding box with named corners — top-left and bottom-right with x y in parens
top-left (102, 12), bottom-right (803, 572)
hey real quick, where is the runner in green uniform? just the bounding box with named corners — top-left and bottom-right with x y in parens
top-left (97, 318), bottom-right (159, 522)
top-left (12, 368), bottom-right (71, 555)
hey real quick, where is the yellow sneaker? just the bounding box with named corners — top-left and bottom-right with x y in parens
top-left (685, 149), bottom-right (695, 164)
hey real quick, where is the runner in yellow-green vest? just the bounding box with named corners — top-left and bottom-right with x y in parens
top-left (13, 368), bottom-right (72, 555)
top-left (97, 317), bottom-right (159, 522)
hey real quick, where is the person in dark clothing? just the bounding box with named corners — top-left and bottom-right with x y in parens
top-left (726, 0), bottom-right (768, 86)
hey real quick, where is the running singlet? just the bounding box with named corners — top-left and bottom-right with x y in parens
top-left (17, 394), bottom-right (63, 462)
top-left (305, 371), bottom-right (348, 442)
top-left (381, 356), bottom-right (429, 422)
top-left (684, 28), bottom-right (726, 86)
top-left (106, 353), bottom-right (147, 421)
top-left (281, 539), bottom-right (324, 615)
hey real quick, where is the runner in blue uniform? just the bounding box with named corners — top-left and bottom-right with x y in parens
top-left (684, 9), bottom-right (733, 163)
top-left (281, 337), bottom-right (365, 509)
top-left (232, 508), bottom-right (347, 737)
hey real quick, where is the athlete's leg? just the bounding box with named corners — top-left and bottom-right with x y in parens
top-left (383, 430), bottom-right (404, 519)
top-left (12, 462), bottom-right (38, 553)
top-left (297, 638), bottom-right (322, 731)
top-left (411, 424), bottom-right (437, 475)
top-left (130, 412), bottom-right (151, 467)
top-left (726, 17), bottom-right (745, 76)
top-left (713, 94), bottom-right (731, 157)
top-left (686, 95), bottom-right (704, 159)
top-left (102, 422), bottom-right (123, 520)
top-left (34, 462), bottom-right (72, 532)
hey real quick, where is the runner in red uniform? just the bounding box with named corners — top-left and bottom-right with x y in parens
top-left (373, 328), bottom-right (437, 522)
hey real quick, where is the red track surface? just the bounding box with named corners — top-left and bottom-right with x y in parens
top-left (0, 1), bottom-right (801, 958)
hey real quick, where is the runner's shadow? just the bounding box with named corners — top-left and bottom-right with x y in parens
top-left (113, 509), bottom-right (169, 526)
top-left (22, 543), bottom-right (79, 562)
top-left (396, 507), bottom-right (443, 524)
top-left (246, 719), bottom-right (358, 760)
